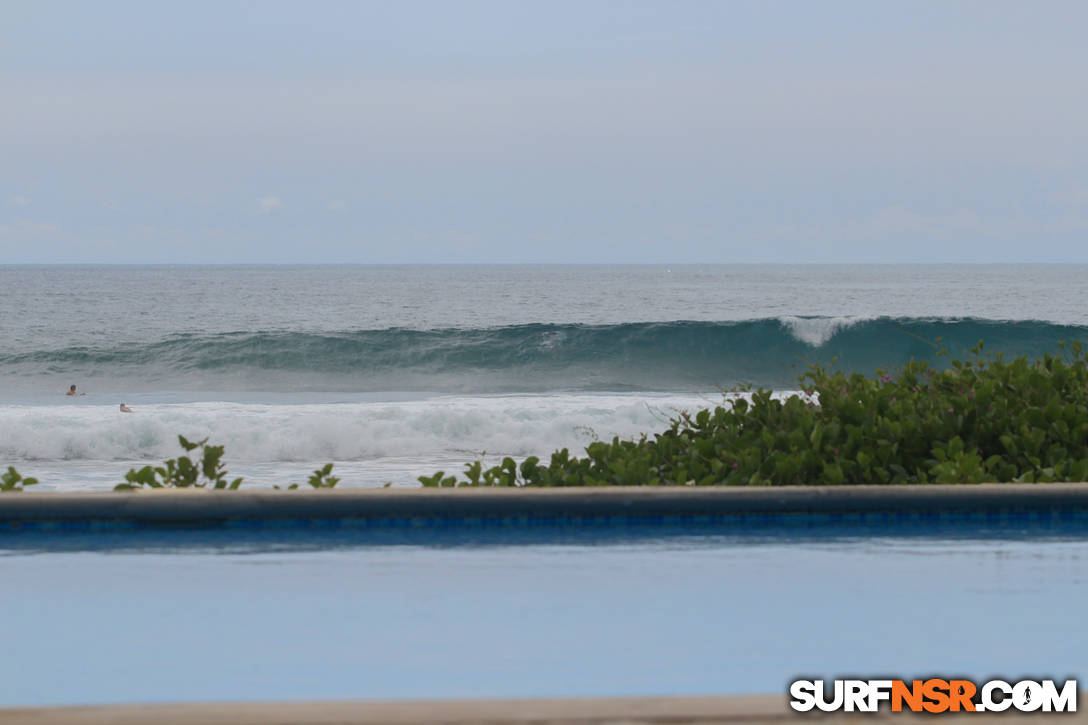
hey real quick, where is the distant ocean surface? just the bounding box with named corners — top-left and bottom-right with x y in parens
top-left (2, 264), bottom-right (1086, 490)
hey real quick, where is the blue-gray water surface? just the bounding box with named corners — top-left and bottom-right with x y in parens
top-left (5, 265), bottom-right (1088, 351)
top-left (1, 525), bottom-right (1085, 706)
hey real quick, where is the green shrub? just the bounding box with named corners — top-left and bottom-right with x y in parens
top-left (424, 341), bottom-right (1088, 486)
top-left (277, 463), bottom-right (341, 490)
top-left (115, 435), bottom-right (244, 491)
top-left (1, 467), bottom-right (38, 492)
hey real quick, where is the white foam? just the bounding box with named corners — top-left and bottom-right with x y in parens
top-left (0, 394), bottom-right (715, 465)
top-left (778, 316), bottom-right (866, 346)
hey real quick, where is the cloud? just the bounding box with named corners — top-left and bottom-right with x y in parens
top-left (1049, 186), bottom-right (1088, 209)
top-left (0, 219), bottom-right (60, 237)
top-left (6, 195), bottom-right (30, 207)
top-left (257, 196), bottom-right (283, 213)
top-left (0, 220), bottom-right (241, 262)
top-left (327, 200), bottom-right (347, 212)
top-left (761, 203), bottom-right (1088, 255)
top-left (0, 220), bottom-right (63, 255)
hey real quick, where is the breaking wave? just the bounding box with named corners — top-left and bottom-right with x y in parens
top-left (2, 317), bottom-right (1085, 392)
top-left (0, 395), bottom-right (706, 463)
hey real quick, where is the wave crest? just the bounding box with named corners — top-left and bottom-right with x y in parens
top-left (1, 317), bottom-right (1085, 392)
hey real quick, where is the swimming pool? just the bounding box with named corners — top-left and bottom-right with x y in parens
top-left (2, 515), bottom-right (1085, 707)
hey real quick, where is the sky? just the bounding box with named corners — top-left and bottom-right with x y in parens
top-left (2, 0), bottom-right (1087, 264)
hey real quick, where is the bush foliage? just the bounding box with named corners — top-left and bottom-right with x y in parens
top-left (115, 435), bottom-right (245, 491)
top-left (1, 466), bottom-right (38, 492)
top-left (422, 342), bottom-right (1088, 487)
top-left (275, 463), bottom-right (341, 490)
top-left (4, 438), bottom-right (339, 492)
top-left (115, 437), bottom-right (342, 491)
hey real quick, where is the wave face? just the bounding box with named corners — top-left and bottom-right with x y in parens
top-left (3, 317), bottom-right (1087, 393)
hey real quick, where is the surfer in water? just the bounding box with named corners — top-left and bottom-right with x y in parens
top-left (66, 384), bottom-right (85, 396)
top-left (119, 403), bottom-right (133, 413)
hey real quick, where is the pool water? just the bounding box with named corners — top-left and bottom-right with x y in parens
top-left (1, 521), bottom-right (1085, 706)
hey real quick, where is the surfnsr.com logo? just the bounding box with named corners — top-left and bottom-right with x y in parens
top-left (789, 679), bottom-right (1077, 713)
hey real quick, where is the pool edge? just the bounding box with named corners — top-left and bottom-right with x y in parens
top-left (3, 484), bottom-right (1088, 530)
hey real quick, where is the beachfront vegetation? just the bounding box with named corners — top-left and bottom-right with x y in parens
top-left (423, 342), bottom-right (1088, 486)
top-left (275, 463), bottom-right (341, 490)
top-left (1, 466), bottom-right (38, 492)
top-left (114, 435), bottom-right (243, 491)
top-left (4, 439), bottom-right (343, 492)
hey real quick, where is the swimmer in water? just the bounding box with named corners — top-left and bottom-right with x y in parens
top-left (119, 403), bottom-right (133, 413)
top-left (66, 384), bottom-right (85, 396)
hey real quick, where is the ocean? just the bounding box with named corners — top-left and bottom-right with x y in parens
top-left (2, 264), bottom-right (1086, 491)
